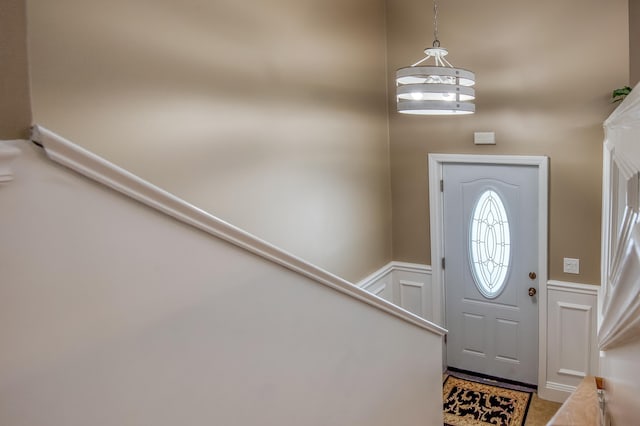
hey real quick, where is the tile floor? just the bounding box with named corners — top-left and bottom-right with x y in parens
top-left (525, 394), bottom-right (562, 425)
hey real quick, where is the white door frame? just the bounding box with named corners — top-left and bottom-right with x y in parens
top-left (428, 154), bottom-right (549, 391)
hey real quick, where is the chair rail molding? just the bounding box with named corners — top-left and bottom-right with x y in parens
top-left (30, 125), bottom-right (446, 338)
top-left (357, 263), bottom-right (393, 300)
top-left (547, 280), bottom-right (601, 296)
top-left (0, 141), bottom-right (22, 183)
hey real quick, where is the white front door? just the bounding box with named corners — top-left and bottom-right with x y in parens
top-left (443, 162), bottom-right (539, 385)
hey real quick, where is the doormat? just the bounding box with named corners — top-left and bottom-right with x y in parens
top-left (443, 375), bottom-right (532, 426)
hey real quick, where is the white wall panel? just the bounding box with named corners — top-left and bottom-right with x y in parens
top-left (393, 264), bottom-right (433, 322)
top-left (545, 281), bottom-right (598, 400)
top-left (399, 280), bottom-right (424, 317)
top-left (357, 265), bottom-right (393, 302)
top-left (358, 262), bottom-right (435, 323)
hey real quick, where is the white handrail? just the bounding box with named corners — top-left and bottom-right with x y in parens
top-left (31, 125), bottom-right (447, 337)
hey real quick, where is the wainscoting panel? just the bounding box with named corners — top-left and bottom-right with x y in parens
top-left (358, 262), bottom-right (434, 323)
top-left (356, 264), bottom-right (393, 302)
top-left (544, 281), bottom-right (599, 401)
top-left (395, 270), bottom-right (432, 323)
top-left (399, 280), bottom-right (424, 317)
top-left (360, 266), bottom-right (600, 402)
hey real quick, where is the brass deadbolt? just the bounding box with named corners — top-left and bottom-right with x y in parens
top-left (529, 272), bottom-right (537, 280)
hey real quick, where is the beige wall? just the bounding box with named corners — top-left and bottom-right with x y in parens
top-left (631, 0), bottom-right (640, 86)
top-left (27, 0), bottom-right (392, 282)
top-left (0, 0), bottom-right (31, 139)
top-left (24, 0), bottom-right (633, 284)
top-left (387, 0), bottom-right (629, 285)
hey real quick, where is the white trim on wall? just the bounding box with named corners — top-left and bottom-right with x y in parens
top-left (544, 280), bottom-right (599, 402)
top-left (601, 140), bottom-right (614, 314)
top-left (390, 261), bottom-right (432, 273)
top-left (31, 126), bottom-right (446, 337)
top-left (357, 262), bottom-right (437, 324)
top-left (357, 262), bottom-right (433, 288)
top-left (547, 280), bottom-right (600, 296)
top-left (356, 263), bottom-right (394, 289)
top-left (356, 263), bottom-right (394, 301)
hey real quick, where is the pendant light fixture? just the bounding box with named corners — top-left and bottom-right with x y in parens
top-left (396, 0), bottom-right (475, 115)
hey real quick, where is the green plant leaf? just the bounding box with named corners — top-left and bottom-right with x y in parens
top-left (612, 86), bottom-right (632, 102)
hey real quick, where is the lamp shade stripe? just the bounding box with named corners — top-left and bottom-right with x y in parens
top-left (397, 99), bottom-right (475, 115)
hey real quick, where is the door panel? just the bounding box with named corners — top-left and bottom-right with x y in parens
top-left (495, 318), bottom-right (519, 362)
top-left (462, 313), bottom-right (486, 356)
top-left (444, 163), bottom-right (538, 385)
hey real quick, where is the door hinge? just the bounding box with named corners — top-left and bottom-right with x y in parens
top-left (442, 257), bottom-right (445, 270)
top-left (444, 334), bottom-right (447, 344)
top-left (440, 179), bottom-right (444, 192)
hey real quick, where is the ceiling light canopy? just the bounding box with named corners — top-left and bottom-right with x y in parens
top-left (396, 0), bottom-right (475, 115)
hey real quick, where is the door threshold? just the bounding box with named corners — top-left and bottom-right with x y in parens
top-left (446, 366), bottom-right (538, 392)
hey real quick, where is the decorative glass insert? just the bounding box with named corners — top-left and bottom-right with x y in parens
top-left (469, 189), bottom-right (511, 298)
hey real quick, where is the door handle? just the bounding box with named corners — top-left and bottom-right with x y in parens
top-left (528, 287), bottom-right (537, 297)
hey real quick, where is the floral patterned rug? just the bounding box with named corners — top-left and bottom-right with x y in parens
top-left (443, 375), bottom-right (532, 426)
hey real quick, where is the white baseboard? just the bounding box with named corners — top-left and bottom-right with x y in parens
top-left (541, 381), bottom-right (578, 403)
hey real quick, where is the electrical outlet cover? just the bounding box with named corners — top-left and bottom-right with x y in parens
top-left (563, 257), bottom-right (580, 274)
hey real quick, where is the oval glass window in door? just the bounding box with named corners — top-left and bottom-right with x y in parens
top-left (469, 189), bottom-right (511, 298)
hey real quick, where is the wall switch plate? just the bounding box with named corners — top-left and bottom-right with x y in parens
top-left (563, 257), bottom-right (580, 274)
top-left (474, 132), bottom-right (496, 145)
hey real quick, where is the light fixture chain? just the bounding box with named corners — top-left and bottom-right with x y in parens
top-left (433, 0), bottom-right (440, 47)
